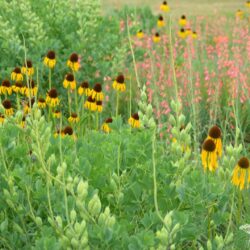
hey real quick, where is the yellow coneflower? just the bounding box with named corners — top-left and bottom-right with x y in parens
top-left (46, 88), bottom-right (60, 107)
top-left (11, 67), bottom-right (23, 82)
top-left (44, 50), bottom-right (56, 69)
top-left (78, 81), bottom-right (91, 96)
top-left (63, 126), bottom-right (76, 140)
top-left (96, 101), bottom-right (103, 112)
top-left (91, 83), bottom-right (104, 101)
top-left (232, 157), bottom-right (250, 190)
top-left (64, 126), bottom-right (73, 136)
top-left (179, 15), bottom-right (187, 26)
top-left (2, 99), bottom-right (14, 116)
top-left (113, 74), bottom-right (126, 92)
top-left (84, 96), bottom-right (97, 111)
top-left (236, 9), bottom-right (244, 19)
top-left (157, 15), bottom-right (165, 27)
top-left (207, 125), bottom-right (222, 157)
top-left (101, 117), bottom-right (113, 133)
top-left (128, 113), bottom-right (140, 128)
top-left (24, 98), bottom-right (35, 114)
top-left (178, 28), bottom-right (186, 39)
top-left (21, 60), bottom-right (34, 77)
top-left (0, 113), bottom-right (5, 124)
top-left (25, 80), bottom-right (38, 97)
top-left (68, 112), bottom-right (80, 123)
top-left (192, 31), bottom-right (198, 39)
top-left (38, 97), bottom-right (46, 109)
top-left (185, 28), bottom-right (192, 37)
top-left (67, 53), bottom-right (80, 72)
top-left (54, 129), bottom-right (64, 138)
top-left (20, 116), bottom-right (26, 128)
top-left (63, 73), bottom-right (76, 90)
top-left (246, 1), bottom-right (250, 7)
top-left (137, 29), bottom-right (144, 39)
top-left (201, 139), bottom-right (218, 172)
top-left (52, 110), bottom-right (61, 119)
top-left (153, 32), bottom-right (161, 43)
top-left (12, 82), bottom-right (26, 95)
top-left (160, 1), bottom-right (170, 12)
top-left (0, 80), bottom-right (12, 95)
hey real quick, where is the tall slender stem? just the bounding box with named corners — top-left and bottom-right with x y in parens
top-left (49, 68), bottom-right (52, 90)
top-left (152, 128), bottom-right (165, 224)
top-left (116, 91), bottom-right (120, 118)
top-left (126, 15), bottom-right (141, 89)
top-left (68, 89), bottom-right (71, 115)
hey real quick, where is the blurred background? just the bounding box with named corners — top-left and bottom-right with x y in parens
top-left (100, 0), bottom-right (240, 15)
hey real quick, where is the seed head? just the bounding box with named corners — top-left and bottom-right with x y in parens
top-left (48, 88), bottom-right (58, 98)
top-left (238, 157), bottom-right (249, 169)
top-left (93, 83), bottom-right (102, 92)
top-left (69, 53), bottom-right (79, 62)
top-left (202, 139), bottom-right (216, 152)
top-left (47, 50), bottom-right (56, 59)
top-left (209, 125), bottom-right (221, 139)
top-left (2, 100), bottom-right (11, 109)
top-left (64, 126), bottom-right (73, 135)
top-left (66, 73), bottom-right (74, 82)
top-left (132, 113), bottom-right (139, 120)
top-left (116, 74), bottom-right (125, 83)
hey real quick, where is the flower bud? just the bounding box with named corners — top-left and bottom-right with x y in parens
top-left (225, 232), bottom-right (233, 244)
top-left (178, 114), bottom-right (185, 125)
top-left (77, 180), bottom-right (88, 199)
top-left (146, 104), bottom-right (153, 117)
top-left (35, 217), bottom-right (43, 227)
top-left (70, 209), bottom-right (77, 222)
top-left (171, 223), bottom-right (180, 237)
top-left (107, 216), bottom-right (116, 228)
top-left (164, 211), bottom-right (173, 229)
top-left (170, 244), bottom-right (176, 250)
top-left (80, 234), bottom-right (89, 248)
top-left (48, 154), bottom-right (56, 165)
top-left (71, 238), bottom-right (79, 248)
top-left (55, 216), bottom-right (63, 228)
top-left (88, 194), bottom-right (101, 217)
top-left (67, 176), bottom-right (73, 183)
top-left (73, 176), bottom-right (80, 185)
top-left (156, 229), bottom-right (168, 244)
top-left (110, 179), bottom-right (117, 191)
top-left (207, 240), bottom-right (212, 250)
top-left (62, 162), bottom-right (67, 171)
top-left (169, 115), bottom-right (176, 126)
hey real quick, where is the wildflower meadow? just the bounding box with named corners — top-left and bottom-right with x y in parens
top-left (0, 0), bottom-right (250, 249)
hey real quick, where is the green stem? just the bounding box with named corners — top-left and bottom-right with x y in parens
top-left (168, 16), bottom-right (178, 100)
top-left (16, 93), bottom-right (20, 111)
top-left (187, 42), bottom-right (198, 149)
top-left (129, 77), bottom-right (132, 118)
top-left (116, 91), bottom-right (120, 118)
top-left (225, 190), bottom-right (235, 239)
top-left (237, 189), bottom-right (242, 225)
top-left (49, 68), bottom-right (52, 90)
top-left (96, 112), bottom-right (99, 131)
top-left (152, 128), bottom-right (165, 224)
top-left (126, 15), bottom-right (141, 89)
top-left (68, 89), bottom-right (71, 115)
top-left (73, 71), bottom-right (78, 114)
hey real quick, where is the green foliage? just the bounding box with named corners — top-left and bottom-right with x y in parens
top-left (0, 1), bottom-right (249, 249)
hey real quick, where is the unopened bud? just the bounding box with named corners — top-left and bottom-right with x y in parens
top-left (35, 217), bottom-right (43, 227)
top-left (70, 209), bottom-right (77, 222)
top-left (88, 194), bottom-right (101, 217)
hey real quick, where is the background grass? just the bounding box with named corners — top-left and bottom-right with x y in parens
top-left (101, 0), bottom-right (243, 16)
